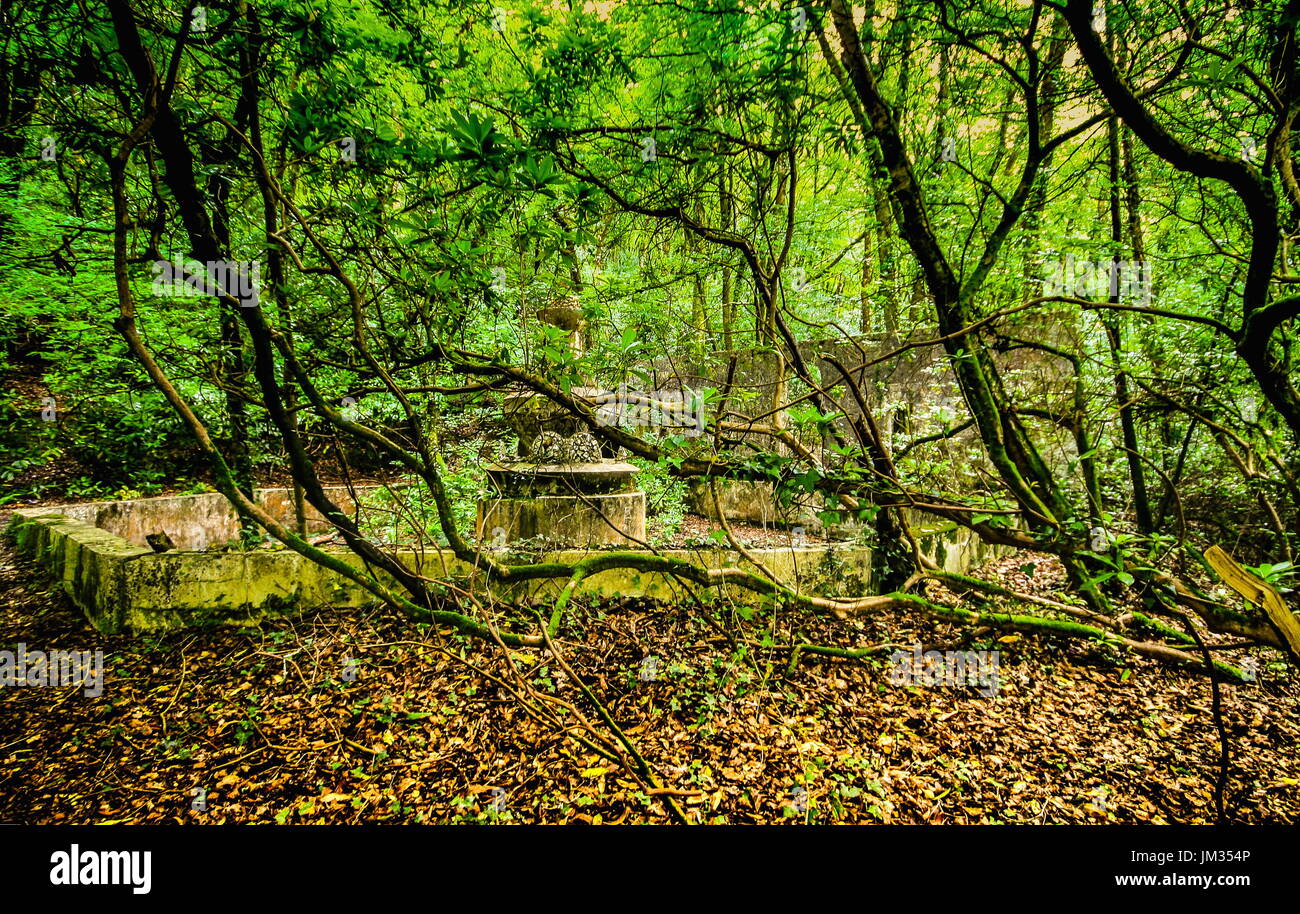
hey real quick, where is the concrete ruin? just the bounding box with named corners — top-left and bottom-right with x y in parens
top-left (482, 297), bottom-right (649, 547)
top-left (476, 461), bottom-right (646, 547)
top-left (5, 324), bottom-right (1044, 636)
top-left (8, 487), bottom-right (1001, 635)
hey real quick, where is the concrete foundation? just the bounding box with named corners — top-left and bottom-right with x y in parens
top-left (8, 487), bottom-right (1004, 635)
top-left (477, 492), bottom-right (647, 548)
top-left (46, 486), bottom-right (371, 551)
top-left (477, 461), bottom-right (647, 547)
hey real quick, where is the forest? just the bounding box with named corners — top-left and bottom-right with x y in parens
top-left (0, 0), bottom-right (1298, 837)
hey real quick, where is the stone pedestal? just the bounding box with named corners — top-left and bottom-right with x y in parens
top-left (502, 387), bottom-right (608, 457)
top-left (476, 462), bottom-right (646, 547)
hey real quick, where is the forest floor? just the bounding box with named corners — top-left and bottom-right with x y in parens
top-left (1, 506), bottom-right (1297, 824)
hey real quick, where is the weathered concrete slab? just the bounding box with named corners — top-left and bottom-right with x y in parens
top-left (486, 461), bottom-right (639, 496)
top-left (49, 485), bottom-right (384, 551)
top-left (7, 487), bottom-right (1003, 635)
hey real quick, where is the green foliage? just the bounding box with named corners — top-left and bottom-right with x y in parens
top-left (1245, 561), bottom-right (1297, 590)
top-left (633, 459), bottom-right (689, 544)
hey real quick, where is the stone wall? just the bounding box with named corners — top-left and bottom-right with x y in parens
top-left (635, 321), bottom-right (1076, 527)
top-left (639, 325), bottom-right (1075, 459)
top-left (52, 486), bottom-right (387, 551)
